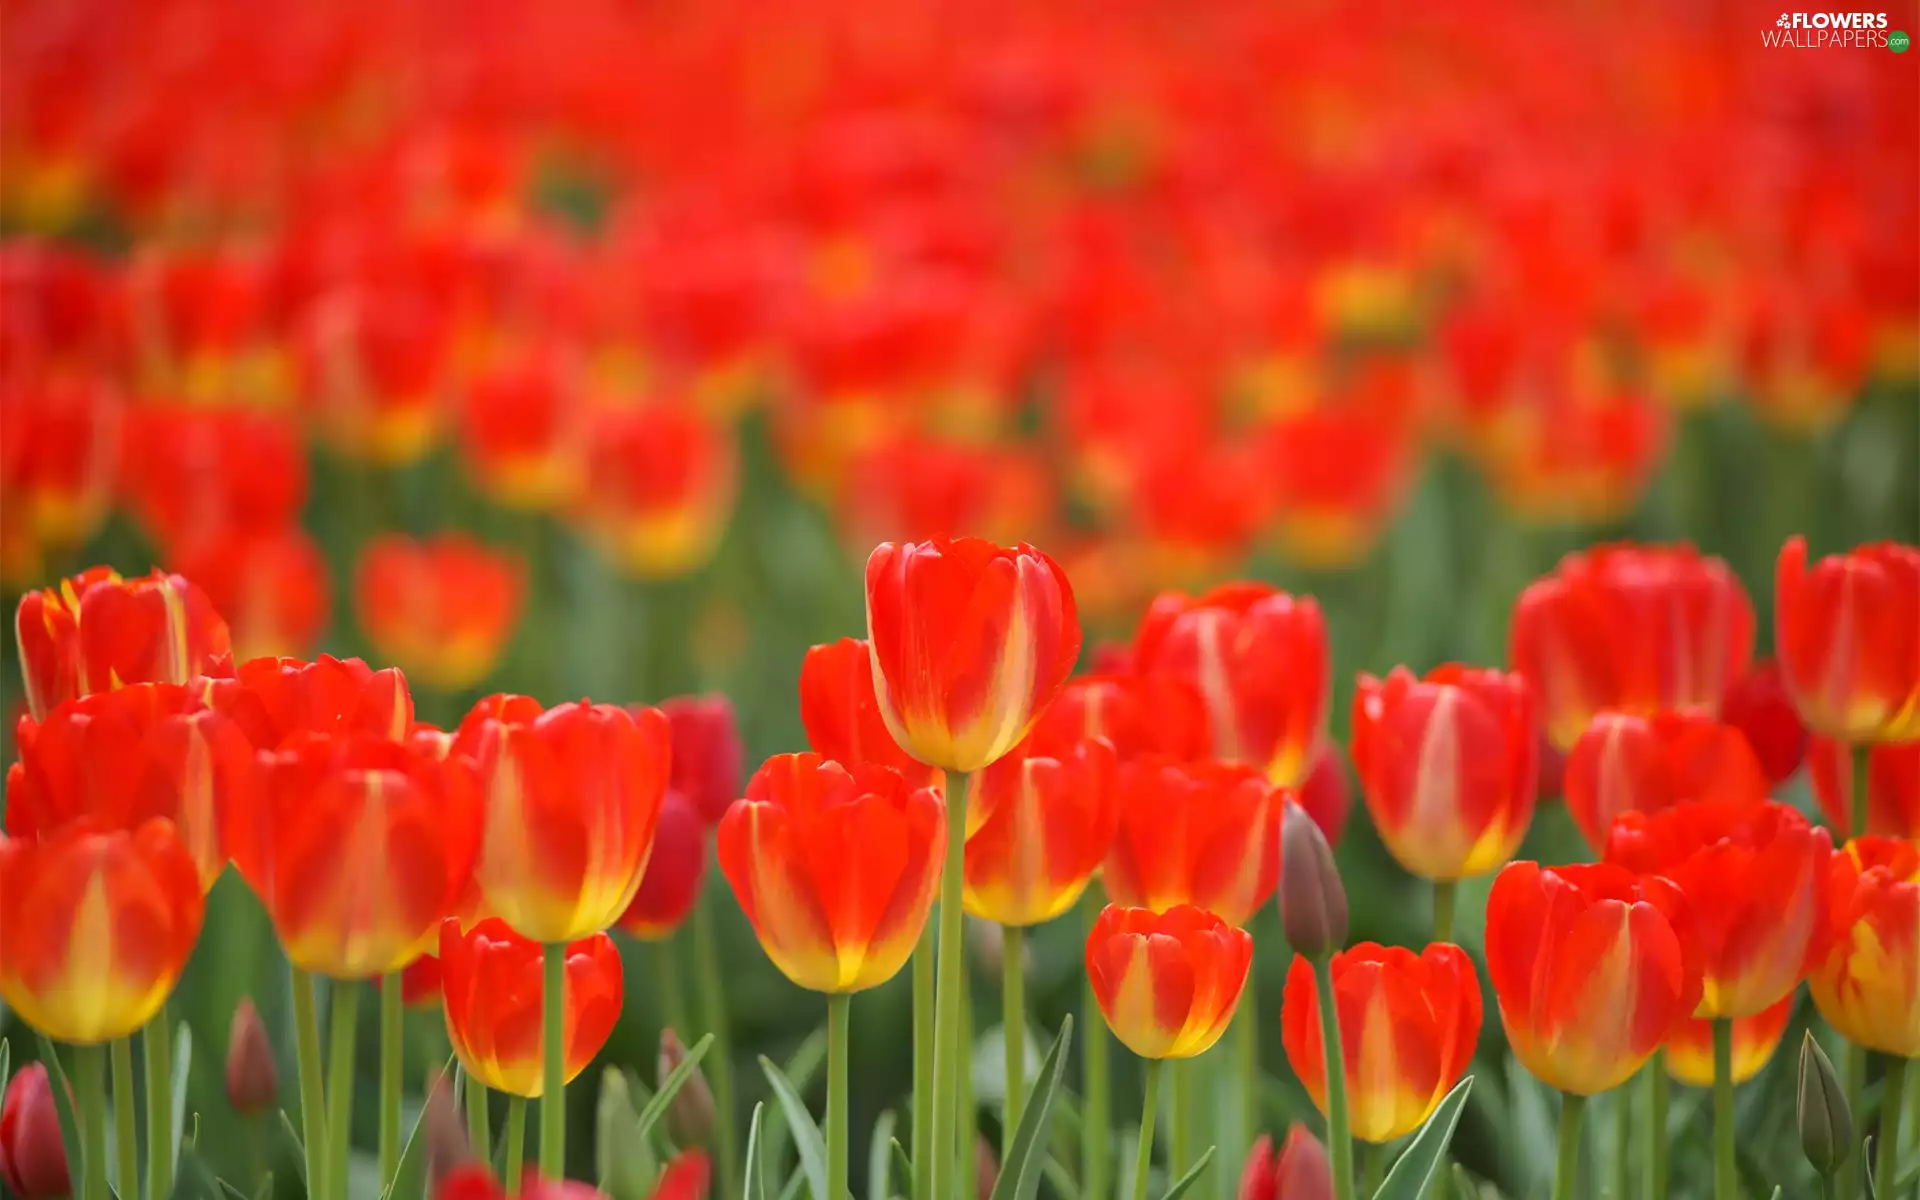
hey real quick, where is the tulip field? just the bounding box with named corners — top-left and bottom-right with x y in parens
top-left (1, 2), bottom-right (1918, 1200)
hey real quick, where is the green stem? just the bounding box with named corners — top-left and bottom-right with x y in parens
top-left (1852, 741), bottom-right (1872, 839)
top-left (828, 993), bottom-right (851, 1200)
top-left (1132, 1060), bottom-right (1163, 1200)
top-left (110, 1038), bottom-right (137, 1200)
top-left (1082, 893), bottom-right (1113, 1200)
top-left (541, 942), bottom-right (567, 1179)
top-left (654, 938), bottom-right (690, 1037)
top-left (1002, 924), bottom-right (1026, 1152)
top-left (1712, 1019), bottom-right (1735, 1200)
top-left (1312, 955), bottom-right (1356, 1200)
top-left (465, 1070), bottom-right (493, 1168)
top-left (144, 1006), bottom-right (174, 1200)
top-left (692, 893), bottom-right (739, 1199)
top-left (327, 980), bottom-right (363, 1200)
top-left (380, 972), bottom-right (405, 1190)
top-left (1612, 1070), bottom-right (1635, 1200)
top-left (1236, 992), bottom-right (1260, 1185)
top-left (1555, 1093), bottom-right (1587, 1200)
top-left (1841, 1043), bottom-right (1867, 1200)
top-left (1432, 880), bottom-right (1457, 945)
top-left (292, 968), bottom-right (331, 1200)
top-left (1647, 1052), bottom-right (1670, 1200)
top-left (930, 771), bottom-right (971, 1200)
top-left (1879, 1055), bottom-right (1908, 1199)
top-left (960, 976), bottom-right (977, 1199)
top-left (505, 1096), bottom-right (528, 1192)
top-left (913, 923), bottom-right (936, 1200)
top-left (1169, 1059), bottom-right (1192, 1176)
top-left (75, 1043), bottom-right (109, 1200)
top-left (1819, 1172), bottom-right (1838, 1200)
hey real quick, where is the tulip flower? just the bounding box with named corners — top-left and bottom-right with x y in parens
top-left (616, 793), bottom-right (707, 940)
top-left (658, 1029), bottom-right (718, 1149)
top-left (15, 565), bottom-right (233, 720)
top-left (1024, 671), bottom-right (1213, 763)
top-left (1718, 659), bottom-right (1809, 787)
top-left (1103, 757), bottom-right (1281, 928)
top-left (1510, 544), bottom-right (1754, 751)
top-left (0, 1063), bottom-right (69, 1199)
top-left (1131, 581), bottom-right (1328, 786)
top-left (1665, 999), bottom-right (1793, 1088)
top-left (355, 533), bottom-right (525, 692)
top-left (1279, 801), bottom-right (1348, 962)
top-left (1086, 905), bottom-right (1252, 1056)
top-left (1281, 943), bottom-right (1481, 1143)
top-left (1807, 737), bottom-right (1919, 840)
top-left (292, 282), bottom-right (453, 464)
top-left (120, 407), bottom-right (309, 550)
top-left (577, 400), bottom-right (739, 580)
top-left (1484, 862), bottom-right (1700, 1095)
top-left (205, 653), bottom-right (413, 748)
top-left (435, 1153), bottom-right (708, 1200)
top-left (170, 525), bottom-right (332, 661)
top-left (659, 694), bottom-right (745, 825)
top-left (439, 918), bottom-right (625, 1098)
top-left (1810, 837), bottom-right (1920, 1057)
top-left (1561, 710), bottom-right (1770, 853)
top-left (798, 637), bottom-right (944, 790)
top-left (225, 997), bottom-right (279, 1115)
top-left (456, 352), bottom-right (587, 512)
top-left (1797, 1030), bottom-right (1853, 1181)
top-left (1240, 1125), bottom-right (1333, 1200)
top-left (1775, 538), bottom-right (1920, 743)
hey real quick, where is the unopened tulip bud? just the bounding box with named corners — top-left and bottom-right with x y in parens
top-left (1280, 800), bottom-right (1347, 959)
top-left (422, 1074), bottom-right (471, 1183)
top-left (225, 997), bottom-right (278, 1115)
top-left (658, 1029), bottom-right (718, 1148)
top-left (976, 1136), bottom-right (999, 1200)
top-left (1797, 1031), bottom-right (1852, 1176)
top-left (0, 1063), bottom-right (70, 1199)
top-left (1241, 1125), bottom-right (1333, 1200)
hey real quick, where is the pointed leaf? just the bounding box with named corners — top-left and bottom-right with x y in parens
top-left (1157, 1145), bottom-right (1214, 1200)
top-left (597, 1066), bottom-right (660, 1200)
top-left (988, 1014), bottom-right (1075, 1200)
top-left (255, 1171), bottom-right (276, 1200)
top-left (1767, 1189), bottom-right (1782, 1200)
top-left (763, 1027), bottom-right (829, 1182)
top-left (169, 1022), bottom-right (194, 1180)
top-left (1371, 1076), bottom-right (1475, 1200)
top-left (219, 1180), bottom-right (252, 1200)
top-left (777, 1165), bottom-right (808, 1200)
top-left (743, 1102), bottom-right (767, 1200)
top-left (1, 1038), bottom-right (11, 1100)
top-left (759, 1055), bottom-right (828, 1200)
top-left (33, 1036), bottom-right (85, 1193)
top-left (382, 1055), bottom-right (456, 1200)
top-left (1041, 1156), bottom-right (1081, 1200)
top-left (173, 1146), bottom-right (224, 1200)
top-left (1866, 1136), bottom-right (1879, 1199)
top-left (889, 1139), bottom-right (912, 1192)
top-left (634, 1032), bottom-right (715, 1146)
top-left (866, 1110), bottom-right (897, 1200)
top-left (277, 1110), bottom-right (308, 1185)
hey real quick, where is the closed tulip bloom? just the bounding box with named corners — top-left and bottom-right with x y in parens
top-left (865, 537), bottom-right (1081, 773)
top-left (170, 525), bottom-right (332, 662)
top-left (660, 694), bottom-right (744, 825)
top-left (616, 793), bottom-right (708, 940)
top-left (1484, 862), bottom-right (1700, 1095)
top-left (1775, 538), bottom-right (1920, 743)
top-left (439, 918), bottom-right (624, 1097)
top-left (1296, 744), bottom-right (1353, 848)
top-left (1085, 904), bottom-right (1252, 1060)
top-left (1240, 1125), bottom-right (1333, 1200)
top-left (6, 682), bottom-right (253, 889)
top-left (1025, 672), bottom-right (1212, 763)
top-left (459, 697), bottom-right (672, 943)
top-left (1562, 710), bottom-right (1770, 853)
top-left (225, 996), bottom-right (279, 1115)
top-left (799, 637), bottom-right (943, 791)
top-left (718, 753), bottom-right (945, 993)
top-left (355, 533), bottom-right (524, 692)
top-left (1281, 943), bottom-right (1481, 1142)
top-left (1665, 998), bottom-right (1794, 1088)
top-left (1511, 544), bottom-right (1754, 751)
top-left (1607, 800), bottom-right (1831, 1018)
top-left (1718, 660), bottom-right (1810, 787)
top-left (0, 1063), bottom-right (69, 1198)
top-left (1810, 837), bottom-right (1920, 1057)
top-left (1103, 757), bottom-right (1280, 928)
top-left (1132, 582), bottom-right (1329, 786)
top-left (962, 736), bottom-right (1120, 927)
top-left (437, 1152), bottom-right (708, 1200)
top-left (0, 817), bottom-right (205, 1043)
top-left (1352, 665), bottom-right (1539, 881)
top-left (15, 565), bottom-right (233, 720)
top-left (205, 653), bottom-right (413, 748)
top-left (1808, 737), bottom-right (1920, 840)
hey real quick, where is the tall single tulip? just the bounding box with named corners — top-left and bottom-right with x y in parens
top-left (1102, 757), bottom-right (1280, 928)
top-left (1351, 665), bottom-right (1538, 881)
top-left (1280, 944), bottom-right (1481, 1142)
top-left (1562, 710), bottom-right (1770, 853)
top-left (1025, 672), bottom-right (1212, 763)
top-left (717, 753), bottom-right (945, 993)
top-left (1775, 538), bottom-right (1920, 743)
top-left (616, 793), bottom-right (707, 940)
top-left (1484, 862), bottom-right (1700, 1094)
top-left (799, 637), bottom-right (943, 790)
top-left (1810, 837), bottom-right (1920, 1056)
top-left (1808, 737), bottom-right (1920, 840)
top-left (205, 654), bottom-right (413, 749)
top-left (962, 736), bottom-right (1120, 927)
top-left (0, 818), bottom-right (205, 1043)
top-left (15, 566), bottom-right (233, 720)
top-left (355, 534), bottom-right (524, 693)
top-left (1131, 582), bottom-right (1328, 786)
top-left (1086, 904), bottom-right (1252, 1060)
top-left (439, 918), bottom-right (624, 1097)
top-left (1510, 544), bottom-right (1754, 751)
top-left (1666, 999), bottom-right (1793, 1088)
top-left (659, 694), bottom-right (745, 826)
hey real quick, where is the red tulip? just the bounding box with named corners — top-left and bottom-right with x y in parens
top-left (1239, 1125), bottom-right (1333, 1200)
top-left (0, 1063), bottom-right (69, 1198)
top-left (1664, 997), bottom-right (1792, 1088)
top-left (439, 918), bottom-right (624, 1098)
top-left (1103, 757), bottom-right (1280, 928)
top-left (1775, 537), bottom-right (1920, 743)
top-left (798, 637), bottom-right (944, 791)
top-left (225, 996), bottom-right (278, 1115)
top-left (660, 695), bottom-right (744, 825)
top-left (1807, 737), bottom-right (1920, 840)
top-left (617, 793), bottom-right (708, 940)
top-left (456, 351), bottom-right (587, 512)
top-left (1086, 904), bottom-right (1252, 1059)
top-left (120, 407), bottom-right (308, 550)
top-left (170, 525), bottom-right (332, 662)
top-left (1717, 659), bottom-right (1809, 787)
top-left (15, 566), bottom-right (233, 721)
top-left (1810, 837), bottom-right (1920, 1057)
top-left (0, 373), bottom-right (121, 563)
top-left (205, 654), bottom-right (413, 749)
top-left (1295, 745), bottom-right (1352, 849)
top-left (1561, 710), bottom-right (1770, 853)
top-left (576, 400), bottom-right (739, 580)
top-left (355, 534), bottom-right (524, 693)
top-left (1024, 672), bottom-right (1212, 764)
top-left (962, 736), bottom-right (1120, 927)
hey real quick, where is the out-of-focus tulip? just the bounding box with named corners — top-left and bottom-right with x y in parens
top-left (1025, 672), bottom-right (1212, 764)
top-left (397, 955), bottom-right (446, 1008)
top-left (1665, 997), bottom-right (1793, 1088)
top-left (1775, 538), bottom-right (1920, 743)
top-left (718, 753), bottom-right (945, 992)
top-left (170, 525), bottom-right (332, 662)
top-left (1561, 710), bottom-right (1770, 853)
top-left (616, 793), bottom-right (707, 940)
top-left (355, 533), bottom-right (524, 693)
top-left (1280, 800), bottom-right (1348, 961)
top-left (0, 1062), bottom-right (69, 1199)
top-left (1294, 744), bottom-right (1352, 848)
top-left (225, 996), bottom-right (278, 1115)
top-left (835, 433), bottom-right (1053, 552)
top-left (864, 537), bottom-right (1081, 773)
top-left (1239, 1125), bottom-right (1333, 1200)
top-left (1807, 737), bottom-right (1920, 840)
top-left (0, 817), bottom-right (205, 1043)
top-left (1607, 800), bottom-right (1831, 1019)
top-left (457, 352), bottom-right (586, 511)
top-left (1810, 837), bottom-right (1920, 1057)
top-left (660, 694), bottom-right (744, 825)
top-left (205, 653), bottom-right (413, 748)
top-left (1797, 1031), bottom-right (1852, 1178)
top-left (0, 374), bottom-right (122, 561)
top-left (1103, 757), bottom-right (1280, 928)
top-left (658, 1028), bottom-right (718, 1148)
top-left (458, 697), bottom-right (671, 943)
top-left (294, 283), bottom-right (453, 464)
top-left (438, 918), bottom-right (624, 1098)
top-left (15, 566), bottom-right (233, 720)
top-left (1474, 390), bottom-right (1668, 529)
top-left (1281, 943), bottom-right (1481, 1142)
top-left (577, 401), bottom-right (739, 580)
top-left (435, 1152), bottom-right (709, 1200)
top-left (1086, 904), bottom-right (1252, 1060)
top-left (1132, 582), bottom-right (1328, 787)
top-left (1351, 664), bottom-right (1538, 881)
top-left (1255, 405), bottom-right (1415, 571)
top-left (1718, 659), bottom-right (1810, 787)
top-left (236, 732), bottom-right (481, 978)
top-left (1511, 544), bottom-right (1754, 751)
top-left (962, 736), bottom-right (1119, 927)
top-left (1484, 862), bottom-right (1699, 1094)
top-left (798, 637), bottom-right (944, 790)
top-left (120, 407), bottom-right (308, 550)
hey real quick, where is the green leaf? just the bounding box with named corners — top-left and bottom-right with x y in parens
top-left (597, 1066), bottom-right (660, 1200)
top-left (33, 1036), bottom-right (85, 1193)
top-left (1040, 1156), bottom-right (1080, 1200)
top-left (776, 1166), bottom-right (808, 1200)
top-left (633, 1032), bottom-right (714, 1146)
top-left (218, 1180), bottom-right (251, 1200)
top-left (1766, 1189), bottom-right (1782, 1200)
top-left (988, 1014), bottom-right (1074, 1200)
top-left (254, 1171), bottom-right (275, 1200)
top-left (758, 1055), bottom-right (828, 1200)
top-left (889, 1139), bottom-right (912, 1192)
top-left (0, 1037), bottom-right (10, 1100)
top-left (1866, 1136), bottom-right (1879, 1199)
top-left (763, 1026), bottom-right (828, 1181)
top-left (742, 1102), bottom-right (767, 1200)
top-left (1157, 1145), bottom-right (1214, 1200)
top-left (277, 1111), bottom-right (308, 1186)
top-left (866, 1109), bottom-right (897, 1200)
top-left (1371, 1076), bottom-right (1475, 1200)
top-left (173, 1146), bottom-right (224, 1200)
top-left (382, 1055), bottom-right (456, 1200)
top-left (169, 1022), bottom-right (194, 1181)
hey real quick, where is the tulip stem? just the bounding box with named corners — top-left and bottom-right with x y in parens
top-left (1235, 998), bottom-right (1260, 1188)
top-left (1612, 1071), bottom-right (1634, 1200)
top-left (75, 1043), bottom-right (109, 1200)
top-left (541, 942), bottom-right (567, 1179)
top-left (912, 922), bottom-right (936, 1200)
top-left (1082, 894), bottom-right (1113, 1200)
top-left (655, 938), bottom-right (690, 1037)
top-left (1132, 1059), bottom-right (1162, 1200)
top-left (1432, 880), bottom-right (1456, 944)
top-left (960, 977), bottom-right (977, 1198)
top-left (379, 972), bottom-right (405, 1190)
top-left (1002, 924), bottom-right (1026, 1151)
top-left (1169, 1059), bottom-right (1192, 1176)
top-left (110, 1037), bottom-right (138, 1200)
top-left (144, 1005), bottom-right (174, 1200)
top-left (1879, 1054), bottom-right (1908, 1197)
top-left (692, 893), bottom-right (739, 1199)
top-left (1712, 1019), bottom-right (1735, 1200)
top-left (292, 968), bottom-right (330, 1200)
top-left (465, 1070), bottom-right (493, 1167)
top-left (1841, 1043), bottom-right (1867, 1200)
top-left (1554, 1093), bottom-right (1586, 1200)
top-left (505, 1096), bottom-right (528, 1192)
top-left (930, 771), bottom-right (971, 1200)
top-left (1646, 1052), bottom-right (1669, 1200)
top-left (828, 992), bottom-right (852, 1200)
top-left (1312, 955), bottom-right (1356, 1200)
top-left (327, 980), bottom-right (362, 1200)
